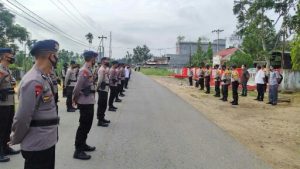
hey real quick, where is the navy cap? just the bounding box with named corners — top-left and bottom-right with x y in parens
top-left (83, 51), bottom-right (98, 60)
top-left (111, 61), bottom-right (118, 65)
top-left (0, 48), bottom-right (13, 54)
top-left (30, 40), bottom-right (59, 56)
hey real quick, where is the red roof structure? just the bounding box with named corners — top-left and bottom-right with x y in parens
top-left (216, 48), bottom-right (239, 58)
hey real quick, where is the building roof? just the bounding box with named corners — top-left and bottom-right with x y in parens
top-left (215, 48), bottom-right (239, 58)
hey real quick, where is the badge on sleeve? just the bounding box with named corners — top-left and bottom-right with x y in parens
top-left (35, 85), bottom-right (43, 96)
top-left (82, 70), bottom-right (89, 77)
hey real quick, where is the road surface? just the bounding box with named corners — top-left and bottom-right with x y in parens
top-left (2, 72), bottom-right (271, 169)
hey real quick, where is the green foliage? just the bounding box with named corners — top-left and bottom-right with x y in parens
top-left (132, 45), bottom-right (153, 64)
top-left (0, 3), bottom-right (29, 50)
top-left (85, 32), bottom-right (93, 46)
top-left (191, 38), bottom-right (212, 67)
top-left (291, 35), bottom-right (300, 70)
top-left (228, 51), bottom-right (254, 68)
top-left (233, 0), bottom-right (298, 65)
top-left (140, 68), bottom-right (172, 76)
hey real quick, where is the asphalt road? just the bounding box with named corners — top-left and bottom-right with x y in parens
top-left (2, 72), bottom-right (271, 169)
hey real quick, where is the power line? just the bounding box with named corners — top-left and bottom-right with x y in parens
top-left (65, 0), bottom-right (102, 34)
top-left (7, 0), bottom-right (94, 49)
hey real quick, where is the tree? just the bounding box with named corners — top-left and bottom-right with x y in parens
top-left (85, 32), bottom-right (93, 49)
top-left (205, 42), bottom-right (213, 63)
top-left (233, 0), bottom-right (298, 67)
top-left (125, 51), bottom-right (133, 64)
top-left (177, 36), bottom-right (185, 43)
top-left (291, 3), bottom-right (300, 70)
top-left (132, 45), bottom-right (153, 64)
top-left (228, 51), bottom-right (254, 68)
top-left (0, 3), bottom-right (29, 50)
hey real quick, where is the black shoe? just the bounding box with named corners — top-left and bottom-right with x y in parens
top-left (267, 102), bottom-right (272, 104)
top-left (111, 106), bottom-right (118, 109)
top-left (67, 108), bottom-right (76, 112)
top-left (102, 119), bottom-right (111, 123)
top-left (230, 101), bottom-right (234, 103)
top-left (254, 98), bottom-right (259, 101)
top-left (73, 150), bottom-right (91, 160)
top-left (108, 108), bottom-right (117, 112)
top-left (272, 103), bottom-right (277, 106)
top-left (4, 147), bottom-right (20, 155)
top-left (258, 99), bottom-right (264, 102)
top-left (232, 103), bottom-right (239, 105)
top-left (215, 95), bottom-right (220, 97)
top-left (223, 99), bottom-right (228, 102)
top-left (0, 155), bottom-right (10, 162)
top-left (98, 121), bottom-right (109, 127)
top-left (115, 99), bottom-right (122, 102)
top-left (220, 98), bottom-right (224, 100)
top-left (125, 87), bottom-right (128, 89)
top-left (119, 94), bottom-right (125, 97)
top-left (122, 90), bottom-right (126, 92)
top-left (83, 145), bottom-right (96, 152)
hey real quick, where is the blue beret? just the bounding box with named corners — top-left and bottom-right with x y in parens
top-left (0, 48), bottom-right (13, 54)
top-left (30, 40), bottom-right (59, 56)
top-left (111, 61), bottom-right (119, 65)
top-left (83, 51), bottom-right (98, 60)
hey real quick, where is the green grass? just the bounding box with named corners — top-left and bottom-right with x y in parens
top-left (140, 68), bottom-right (173, 76)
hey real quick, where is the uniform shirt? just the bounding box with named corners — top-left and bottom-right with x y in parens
top-left (120, 67), bottom-right (125, 81)
top-left (116, 68), bottom-right (122, 85)
top-left (125, 67), bottom-right (130, 78)
top-left (205, 69), bottom-right (211, 78)
top-left (255, 69), bottom-right (265, 84)
top-left (109, 67), bottom-right (118, 87)
top-left (188, 69), bottom-right (193, 77)
top-left (97, 65), bottom-right (109, 92)
top-left (65, 68), bottom-right (77, 87)
top-left (214, 69), bottom-right (221, 81)
top-left (198, 69), bottom-right (204, 79)
top-left (72, 63), bottom-right (96, 105)
top-left (50, 69), bottom-right (58, 94)
top-left (231, 70), bottom-right (240, 82)
top-left (269, 71), bottom-right (280, 86)
top-left (221, 70), bottom-right (231, 85)
top-left (0, 64), bottom-right (14, 106)
top-left (11, 65), bottom-right (58, 151)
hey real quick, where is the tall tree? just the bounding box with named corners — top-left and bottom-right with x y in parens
top-left (85, 32), bottom-right (93, 49)
top-left (291, 3), bottom-right (300, 70)
top-left (132, 45), bottom-right (153, 64)
top-left (0, 3), bottom-right (29, 50)
top-left (233, 0), bottom-right (298, 66)
top-left (191, 38), bottom-right (206, 66)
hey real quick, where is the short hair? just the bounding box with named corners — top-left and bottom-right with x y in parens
top-left (34, 51), bottom-right (53, 59)
top-left (243, 64), bottom-right (247, 68)
top-left (257, 65), bottom-right (262, 69)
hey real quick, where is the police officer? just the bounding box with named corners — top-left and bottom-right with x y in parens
top-left (108, 61), bottom-right (119, 111)
top-left (97, 57), bottom-right (110, 127)
top-left (0, 48), bottom-right (19, 162)
top-left (62, 63), bottom-right (68, 97)
top-left (188, 67), bottom-right (193, 86)
top-left (50, 67), bottom-right (59, 113)
top-left (65, 60), bottom-right (77, 112)
top-left (72, 51), bottom-right (97, 160)
top-left (241, 64), bottom-right (250, 96)
top-left (231, 65), bottom-right (240, 105)
top-left (115, 64), bottom-right (122, 102)
top-left (198, 66), bottom-right (205, 90)
top-left (120, 63), bottom-right (126, 95)
top-left (204, 64), bottom-right (211, 94)
top-left (220, 65), bottom-right (230, 102)
top-left (214, 65), bottom-right (221, 97)
top-left (10, 40), bottom-right (60, 169)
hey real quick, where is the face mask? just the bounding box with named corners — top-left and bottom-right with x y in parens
top-left (7, 57), bottom-right (15, 64)
top-left (105, 62), bottom-right (110, 67)
top-left (49, 55), bottom-right (58, 67)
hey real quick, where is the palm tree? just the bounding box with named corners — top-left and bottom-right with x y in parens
top-left (85, 33), bottom-right (94, 50)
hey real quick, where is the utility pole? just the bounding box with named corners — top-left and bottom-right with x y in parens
top-left (189, 45), bottom-right (192, 66)
top-left (212, 29), bottom-right (224, 52)
top-left (109, 32), bottom-right (112, 58)
top-left (97, 35), bottom-right (107, 61)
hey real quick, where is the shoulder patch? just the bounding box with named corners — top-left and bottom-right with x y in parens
top-left (82, 69), bottom-right (89, 77)
top-left (35, 85), bottom-right (43, 96)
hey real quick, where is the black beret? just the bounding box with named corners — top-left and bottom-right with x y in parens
top-left (83, 51), bottom-right (98, 60)
top-left (30, 40), bottom-right (59, 56)
top-left (0, 48), bottom-right (13, 54)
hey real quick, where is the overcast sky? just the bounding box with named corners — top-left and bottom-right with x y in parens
top-left (3, 0), bottom-right (238, 58)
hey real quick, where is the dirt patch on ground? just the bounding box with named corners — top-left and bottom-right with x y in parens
top-left (151, 76), bottom-right (300, 169)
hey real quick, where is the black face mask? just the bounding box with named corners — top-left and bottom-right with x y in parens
top-left (8, 57), bottom-right (15, 64)
top-left (49, 55), bottom-right (58, 67)
top-left (105, 62), bottom-right (110, 67)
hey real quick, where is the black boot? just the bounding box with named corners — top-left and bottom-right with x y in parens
top-left (73, 150), bottom-right (91, 160)
top-left (4, 147), bottom-right (20, 155)
top-left (83, 144), bottom-right (96, 152)
top-left (0, 146), bottom-right (10, 162)
top-left (102, 119), bottom-right (111, 123)
top-left (97, 121), bottom-right (109, 127)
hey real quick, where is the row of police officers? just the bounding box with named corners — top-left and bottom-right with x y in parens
top-left (0, 39), bottom-right (132, 169)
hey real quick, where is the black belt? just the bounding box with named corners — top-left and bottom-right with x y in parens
top-left (70, 80), bottom-right (77, 82)
top-left (30, 117), bottom-right (60, 127)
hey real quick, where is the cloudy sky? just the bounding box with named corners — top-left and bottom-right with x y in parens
top-left (2, 0), bottom-right (238, 58)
